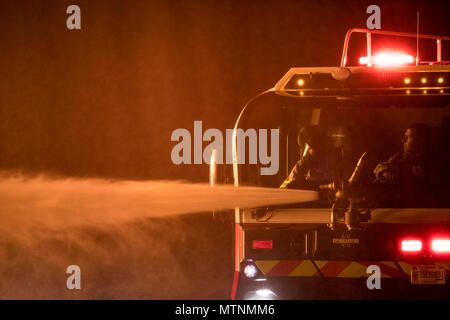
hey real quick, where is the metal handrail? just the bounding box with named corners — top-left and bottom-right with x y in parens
top-left (341, 28), bottom-right (450, 67)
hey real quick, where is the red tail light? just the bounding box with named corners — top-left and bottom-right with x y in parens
top-left (431, 239), bottom-right (450, 253)
top-left (401, 239), bottom-right (422, 252)
top-left (252, 240), bottom-right (273, 249)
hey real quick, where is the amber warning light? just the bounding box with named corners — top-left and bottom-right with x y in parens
top-left (359, 52), bottom-right (414, 67)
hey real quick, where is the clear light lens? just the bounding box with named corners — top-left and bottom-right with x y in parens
top-left (432, 239), bottom-right (450, 253)
top-left (244, 265), bottom-right (258, 278)
top-left (401, 240), bottom-right (422, 252)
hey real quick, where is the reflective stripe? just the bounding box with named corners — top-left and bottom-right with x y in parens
top-left (254, 260), bottom-right (406, 278)
top-left (254, 260), bottom-right (280, 275)
top-left (289, 260), bottom-right (318, 277)
top-left (255, 260), bottom-right (320, 277)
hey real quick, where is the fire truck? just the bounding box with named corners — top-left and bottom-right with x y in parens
top-left (215, 28), bottom-right (450, 299)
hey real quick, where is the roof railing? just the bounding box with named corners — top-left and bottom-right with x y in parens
top-left (341, 28), bottom-right (450, 67)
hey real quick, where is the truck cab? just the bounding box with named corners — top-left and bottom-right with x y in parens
top-left (227, 28), bottom-right (450, 299)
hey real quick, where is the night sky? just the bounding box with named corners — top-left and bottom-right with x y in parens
top-left (1, 0), bottom-right (449, 181)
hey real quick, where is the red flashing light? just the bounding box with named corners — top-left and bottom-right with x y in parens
top-left (401, 239), bottom-right (422, 252)
top-left (431, 239), bottom-right (450, 253)
top-left (360, 52), bottom-right (414, 67)
top-left (252, 240), bottom-right (273, 249)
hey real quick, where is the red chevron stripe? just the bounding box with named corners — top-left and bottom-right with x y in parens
top-left (318, 261), bottom-right (352, 277)
top-left (267, 260), bottom-right (302, 276)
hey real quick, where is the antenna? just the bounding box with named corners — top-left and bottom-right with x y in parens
top-left (416, 11), bottom-right (419, 66)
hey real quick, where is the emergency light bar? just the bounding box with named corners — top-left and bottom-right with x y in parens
top-left (272, 28), bottom-right (450, 98)
top-left (359, 53), bottom-right (414, 67)
top-left (274, 65), bottom-right (450, 98)
top-left (341, 28), bottom-right (450, 67)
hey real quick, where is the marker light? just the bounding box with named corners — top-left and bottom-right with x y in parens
top-left (432, 239), bottom-right (450, 253)
top-left (401, 240), bottom-right (422, 252)
top-left (359, 53), bottom-right (414, 66)
top-left (421, 77), bottom-right (427, 84)
top-left (252, 240), bottom-right (273, 249)
top-left (438, 77), bottom-right (444, 84)
top-left (406, 90), bottom-right (411, 94)
top-left (423, 90), bottom-right (427, 94)
top-left (404, 78), bottom-right (411, 84)
top-left (297, 79), bottom-right (305, 86)
top-left (244, 264), bottom-right (258, 278)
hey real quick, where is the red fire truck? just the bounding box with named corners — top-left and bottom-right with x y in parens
top-left (221, 28), bottom-right (450, 299)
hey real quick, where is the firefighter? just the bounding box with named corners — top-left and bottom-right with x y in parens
top-left (280, 125), bottom-right (336, 189)
top-left (373, 123), bottom-right (439, 206)
top-left (374, 123), bottom-right (431, 184)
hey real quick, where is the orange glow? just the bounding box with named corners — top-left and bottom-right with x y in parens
top-left (438, 77), bottom-right (444, 84)
top-left (421, 77), bottom-right (427, 84)
top-left (209, 149), bottom-right (216, 186)
top-left (297, 79), bottom-right (305, 86)
top-left (404, 78), bottom-right (411, 84)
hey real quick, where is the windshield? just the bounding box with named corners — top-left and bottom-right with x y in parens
top-left (235, 93), bottom-right (450, 209)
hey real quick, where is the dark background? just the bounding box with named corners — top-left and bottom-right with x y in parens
top-left (1, 0), bottom-right (450, 181)
top-left (0, 0), bottom-right (450, 300)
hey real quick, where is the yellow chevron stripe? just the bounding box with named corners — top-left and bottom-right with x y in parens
top-left (289, 260), bottom-right (317, 277)
top-left (254, 260), bottom-right (279, 275)
top-left (336, 262), bottom-right (367, 278)
top-left (398, 261), bottom-right (412, 275)
top-left (314, 260), bottom-right (328, 270)
top-left (381, 261), bottom-right (397, 269)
